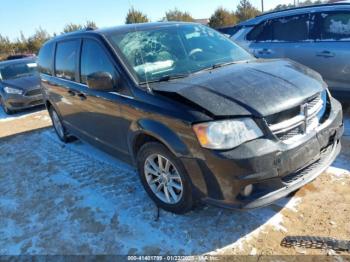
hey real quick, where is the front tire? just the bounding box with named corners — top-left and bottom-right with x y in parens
top-left (137, 142), bottom-right (193, 214)
top-left (0, 97), bottom-right (13, 115)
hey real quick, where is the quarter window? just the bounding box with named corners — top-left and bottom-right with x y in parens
top-left (38, 42), bottom-right (54, 75)
top-left (319, 12), bottom-right (350, 40)
top-left (80, 39), bottom-right (118, 87)
top-left (55, 40), bottom-right (79, 81)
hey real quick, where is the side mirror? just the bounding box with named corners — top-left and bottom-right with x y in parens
top-left (87, 72), bottom-right (115, 91)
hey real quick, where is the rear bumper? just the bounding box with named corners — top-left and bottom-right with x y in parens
top-left (2, 93), bottom-right (44, 110)
top-left (182, 97), bottom-right (343, 209)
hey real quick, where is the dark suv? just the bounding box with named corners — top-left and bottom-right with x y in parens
top-left (38, 22), bottom-right (343, 214)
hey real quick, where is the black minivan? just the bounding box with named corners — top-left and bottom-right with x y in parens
top-left (38, 22), bottom-right (343, 214)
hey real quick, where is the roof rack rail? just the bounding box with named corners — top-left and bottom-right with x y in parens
top-left (85, 27), bottom-right (95, 31)
top-left (256, 2), bottom-right (350, 18)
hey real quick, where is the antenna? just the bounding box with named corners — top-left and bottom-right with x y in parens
top-left (128, 0), bottom-right (152, 93)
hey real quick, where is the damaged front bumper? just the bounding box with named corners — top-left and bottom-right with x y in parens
top-left (182, 97), bottom-right (343, 209)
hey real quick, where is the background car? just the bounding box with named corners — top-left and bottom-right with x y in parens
top-left (6, 54), bottom-right (36, 61)
top-left (227, 3), bottom-right (350, 101)
top-left (0, 58), bottom-right (43, 114)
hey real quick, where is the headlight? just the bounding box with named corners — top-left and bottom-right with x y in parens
top-left (4, 86), bottom-right (23, 95)
top-left (193, 118), bottom-right (263, 150)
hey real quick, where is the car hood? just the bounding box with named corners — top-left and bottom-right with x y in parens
top-left (152, 59), bottom-right (326, 117)
top-left (1, 75), bottom-right (41, 91)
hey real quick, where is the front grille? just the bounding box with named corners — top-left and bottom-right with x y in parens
top-left (25, 88), bottom-right (42, 97)
top-left (29, 99), bottom-right (43, 106)
top-left (277, 125), bottom-right (303, 141)
top-left (268, 91), bottom-right (327, 143)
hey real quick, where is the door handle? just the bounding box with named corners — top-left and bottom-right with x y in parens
top-left (316, 50), bottom-right (335, 58)
top-left (68, 90), bottom-right (76, 96)
top-left (77, 93), bottom-right (87, 101)
top-left (258, 48), bottom-right (272, 55)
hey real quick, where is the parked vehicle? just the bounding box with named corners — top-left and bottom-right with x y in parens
top-left (0, 58), bottom-right (43, 114)
top-left (6, 54), bottom-right (36, 61)
top-left (38, 22), bottom-right (343, 214)
top-left (228, 3), bottom-right (350, 101)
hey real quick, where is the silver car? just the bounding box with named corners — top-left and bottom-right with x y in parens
top-left (0, 58), bottom-right (43, 114)
top-left (228, 3), bottom-right (350, 100)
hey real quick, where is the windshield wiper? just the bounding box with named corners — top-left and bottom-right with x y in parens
top-left (193, 61), bottom-right (241, 75)
top-left (211, 61), bottom-right (238, 69)
top-left (141, 73), bottom-right (190, 84)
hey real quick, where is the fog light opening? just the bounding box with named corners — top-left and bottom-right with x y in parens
top-left (241, 184), bottom-right (253, 197)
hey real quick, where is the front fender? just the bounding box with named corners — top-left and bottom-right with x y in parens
top-left (128, 118), bottom-right (190, 160)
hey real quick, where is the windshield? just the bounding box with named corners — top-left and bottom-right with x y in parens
top-left (108, 24), bottom-right (253, 83)
top-left (0, 61), bottom-right (38, 80)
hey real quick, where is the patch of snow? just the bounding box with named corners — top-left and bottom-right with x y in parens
top-left (249, 247), bottom-right (257, 255)
top-left (285, 197), bottom-right (301, 212)
top-left (326, 166), bottom-right (350, 180)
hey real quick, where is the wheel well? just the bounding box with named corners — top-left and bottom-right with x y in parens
top-left (45, 100), bottom-right (52, 110)
top-left (133, 133), bottom-right (165, 158)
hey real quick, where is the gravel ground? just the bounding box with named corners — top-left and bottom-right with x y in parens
top-left (0, 106), bottom-right (349, 256)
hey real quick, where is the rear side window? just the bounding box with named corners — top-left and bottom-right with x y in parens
top-left (247, 21), bottom-right (273, 41)
top-left (319, 12), bottom-right (350, 40)
top-left (38, 42), bottom-right (54, 75)
top-left (80, 39), bottom-right (118, 86)
top-left (247, 14), bottom-right (310, 42)
top-left (272, 14), bottom-right (309, 41)
top-left (55, 40), bottom-right (79, 81)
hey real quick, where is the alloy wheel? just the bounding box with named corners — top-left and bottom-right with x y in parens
top-left (144, 154), bottom-right (184, 204)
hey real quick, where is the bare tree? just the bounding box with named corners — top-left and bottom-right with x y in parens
top-left (125, 7), bottom-right (150, 24)
top-left (208, 7), bottom-right (237, 28)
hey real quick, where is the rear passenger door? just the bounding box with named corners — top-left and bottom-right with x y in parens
top-left (309, 11), bottom-right (350, 94)
top-left (51, 39), bottom-right (81, 129)
top-left (248, 13), bottom-right (316, 63)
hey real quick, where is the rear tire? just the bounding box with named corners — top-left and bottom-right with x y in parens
top-left (137, 142), bottom-right (193, 214)
top-left (48, 106), bottom-right (75, 143)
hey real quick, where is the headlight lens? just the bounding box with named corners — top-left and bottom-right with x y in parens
top-left (193, 118), bottom-right (263, 150)
top-left (4, 86), bottom-right (23, 95)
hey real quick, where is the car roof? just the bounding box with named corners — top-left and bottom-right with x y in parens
top-left (239, 2), bottom-right (350, 26)
top-left (0, 57), bottom-right (36, 67)
top-left (46, 22), bottom-right (204, 43)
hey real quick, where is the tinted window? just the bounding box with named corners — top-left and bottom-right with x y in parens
top-left (320, 12), bottom-right (350, 40)
top-left (38, 42), bottom-right (54, 75)
top-left (55, 40), bottom-right (79, 81)
top-left (80, 39), bottom-right (118, 86)
top-left (247, 14), bottom-right (310, 42)
top-left (247, 21), bottom-right (273, 41)
top-left (272, 14), bottom-right (309, 41)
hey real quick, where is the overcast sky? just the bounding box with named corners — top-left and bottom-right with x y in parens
top-left (0, 0), bottom-right (295, 40)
